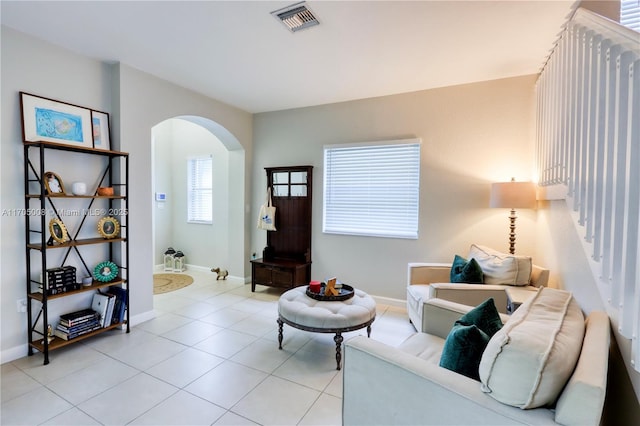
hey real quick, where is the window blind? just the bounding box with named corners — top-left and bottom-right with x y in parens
top-left (187, 156), bottom-right (213, 224)
top-left (323, 139), bottom-right (421, 239)
top-left (621, 0), bottom-right (640, 32)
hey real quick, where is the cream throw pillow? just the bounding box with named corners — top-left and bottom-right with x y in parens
top-left (469, 244), bottom-right (532, 286)
top-left (478, 287), bottom-right (585, 409)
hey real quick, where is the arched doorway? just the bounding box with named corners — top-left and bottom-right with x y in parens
top-left (151, 116), bottom-right (245, 279)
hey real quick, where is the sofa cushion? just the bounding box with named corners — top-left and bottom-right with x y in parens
top-left (469, 244), bottom-right (532, 286)
top-left (439, 298), bottom-right (503, 380)
top-left (457, 297), bottom-right (503, 337)
top-left (440, 325), bottom-right (488, 380)
top-left (479, 287), bottom-right (585, 409)
top-left (397, 332), bottom-right (445, 364)
top-left (450, 255), bottom-right (483, 283)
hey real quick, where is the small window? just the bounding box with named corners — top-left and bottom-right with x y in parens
top-left (323, 139), bottom-right (421, 239)
top-left (187, 156), bottom-right (213, 224)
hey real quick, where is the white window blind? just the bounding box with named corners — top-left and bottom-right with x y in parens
top-left (323, 139), bottom-right (421, 239)
top-left (621, 0), bottom-right (640, 32)
top-left (187, 156), bottom-right (213, 224)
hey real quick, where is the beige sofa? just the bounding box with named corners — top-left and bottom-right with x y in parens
top-left (343, 295), bottom-right (610, 425)
top-left (407, 261), bottom-right (550, 332)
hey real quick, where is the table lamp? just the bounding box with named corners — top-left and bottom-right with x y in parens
top-left (490, 178), bottom-right (537, 254)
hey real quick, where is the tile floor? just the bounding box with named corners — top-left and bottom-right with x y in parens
top-left (1, 270), bottom-right (416, 425)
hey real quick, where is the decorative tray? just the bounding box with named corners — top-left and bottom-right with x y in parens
top-left (306, 283), bottom-right (354, 301)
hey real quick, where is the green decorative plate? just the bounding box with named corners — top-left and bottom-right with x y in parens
top-left (93, 261), bottom-right (118, 282)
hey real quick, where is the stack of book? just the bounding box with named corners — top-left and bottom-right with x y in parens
top-left (53, 287), bottom-right (127, 341)
top-left (54, 309), bottom-right (100, 340)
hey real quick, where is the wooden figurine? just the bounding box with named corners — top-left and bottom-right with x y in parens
top-left (325, 277), bottom-right (340, 296)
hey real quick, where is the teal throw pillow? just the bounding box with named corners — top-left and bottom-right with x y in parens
top-left (439, 298), bottom-right (503, 381)
top-left (456, 297), bottom-right (503, 337)
top-left (450, 255), bottom-right (483, 283)
top-left (439, 324), bottom-right (489, 380)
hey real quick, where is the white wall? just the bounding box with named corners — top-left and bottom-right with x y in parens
top-left (1, 27), bottom-right (253, 361)
top-left (252, 75), bottom-right (539, 301)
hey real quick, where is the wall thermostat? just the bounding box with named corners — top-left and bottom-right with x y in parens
top-left (155, 192), bottom-right (166, 201)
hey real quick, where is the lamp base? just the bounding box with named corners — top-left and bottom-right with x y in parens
top-left (508, 209), bottom-right (517, 254)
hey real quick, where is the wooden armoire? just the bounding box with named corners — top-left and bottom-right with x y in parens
top-left (251, 166), bottom-right (312, 291)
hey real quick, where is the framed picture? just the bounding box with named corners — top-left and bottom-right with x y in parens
top-left (44, 171), bottom-right (66, 195)
top-left (97, 216), bottom-right (120, 239)
top-left (91, 110), bottom-right (111, 150)
top-left (48, 218), bottom-right (69, 244)
top-left (20, 92), bottom-right (93, 148)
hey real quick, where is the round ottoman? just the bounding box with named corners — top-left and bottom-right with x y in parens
top-left (277, 286), bottom-right (377, 370)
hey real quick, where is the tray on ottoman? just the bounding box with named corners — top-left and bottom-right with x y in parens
top-left (306, 283), bottom-right (354, 301)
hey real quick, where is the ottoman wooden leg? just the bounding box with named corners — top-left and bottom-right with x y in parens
top-left (334, 332), bottom-right (344, 370)
top-left (277, 318), bottom-right (283, 350)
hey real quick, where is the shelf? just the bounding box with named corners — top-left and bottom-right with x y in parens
top-left (26, 194), bottom-right (126, 199)
top-left (24, 140), bottom-right (128, 157)
top-left (29, 322), bottom-right (127, 353)
top-left (28, 278), bottom-right (126, 302)
top-left (28, 237), bottom-right (126, 251)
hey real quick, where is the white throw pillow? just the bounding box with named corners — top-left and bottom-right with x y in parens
top-left (468, 244), bottom-right (532, 286)
top-left (479, 287), bottom-right (585, 409)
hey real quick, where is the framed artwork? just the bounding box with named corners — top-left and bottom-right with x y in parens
top-left (48, 218), bottom-right (69, 244)
top-left (20, 92), bottom-right (93, 148)
top-left (93, 261), bottom-right (119, 282)
top-left (97, 216), bottom-right (120, 239)
top-left (44, 171), bottom-right (66, 195)
top-left (91, 110), bottom-right (111, 150)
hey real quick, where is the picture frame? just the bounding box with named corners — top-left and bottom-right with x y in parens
top-left (48, 218), bottom-right (69, 245)
top-left (91, 110), bottom-right (111, 150)
top-left (97, 216), bottom-right (120, 239)
top-left (44, 171), bottom-right (66, 195)
top-left (20, 92), bottom-right (93, 148)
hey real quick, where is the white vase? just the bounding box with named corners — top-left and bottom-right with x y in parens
top-left (72, 182), bottom-right (87, 195)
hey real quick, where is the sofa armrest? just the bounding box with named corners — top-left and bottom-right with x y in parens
top-left (531, 265), bottom-right (550, 287)
top-left (428, 283), bottom-right (511, 314)
top-left (343, 336), bottom-right (556, 425)
top-left (407, 262), bottom-right (451, 286)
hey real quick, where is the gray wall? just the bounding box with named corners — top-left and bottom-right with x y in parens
top-left (1, 27), bottom-right (253, 360)
top-left (252, 75), bottom-right (539, 301)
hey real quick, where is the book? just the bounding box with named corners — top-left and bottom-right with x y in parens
top-left (59, 308), bottom-right (98, 327)
top-left (108, 286), bottom-right (127, 324)
top-left (56, 318), bottom-right (100, 334)
top-left (91, 293), bottom-right (110, 328)
top-left (54, 323), bottom-right (101, 340)
top-left (103, 292), bottom-right (116, 328)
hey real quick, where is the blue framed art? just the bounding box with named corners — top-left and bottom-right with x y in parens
top-left (20, 92), bottom-right (93, 148)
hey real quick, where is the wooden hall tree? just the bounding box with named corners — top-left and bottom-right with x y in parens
top-left (251, 166), bottom-right (312, 291)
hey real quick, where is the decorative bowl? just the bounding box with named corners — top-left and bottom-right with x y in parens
top-left (97, 187), bottom-right (114, 196)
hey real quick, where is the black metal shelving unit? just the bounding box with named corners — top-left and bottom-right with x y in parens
top-left (23, 141), bottom-right (130, 364)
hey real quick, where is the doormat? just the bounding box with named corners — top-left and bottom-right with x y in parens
top-left (153, 273), bottom-right (194, 294)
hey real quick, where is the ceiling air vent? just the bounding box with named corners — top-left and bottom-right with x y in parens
top-left (271, 2), bottom-right (319, 33)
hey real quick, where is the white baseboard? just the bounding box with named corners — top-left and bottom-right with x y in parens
top-left (129, 309), bottom-right (157, 327)
top-left (1, 344), bottom-right (29, 364)
top-left (371, 295), bottom-right (406, 308)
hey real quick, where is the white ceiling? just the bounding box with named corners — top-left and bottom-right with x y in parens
top-left (1, 0), bottom-right (577, 113)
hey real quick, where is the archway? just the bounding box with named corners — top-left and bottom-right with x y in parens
top-left (151, 116), bottom-right (245, 279)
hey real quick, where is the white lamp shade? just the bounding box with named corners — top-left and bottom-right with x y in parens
top-left (490, 181), bottom-right (537, 209)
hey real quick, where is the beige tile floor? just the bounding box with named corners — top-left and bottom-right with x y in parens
top-left (1, 270), bottom-right (415, 425)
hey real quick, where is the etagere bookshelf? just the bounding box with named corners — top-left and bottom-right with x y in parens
top-left (23, 141), bottom-right (130, 364)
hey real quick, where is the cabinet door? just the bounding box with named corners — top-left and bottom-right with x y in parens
top-left (254, 265), bottom-right (272, 285)
top-left (272, 268), bottom-right (293, 287)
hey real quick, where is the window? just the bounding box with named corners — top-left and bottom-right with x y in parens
top-left (187, 156), bottom-right (213, 224)
top-left (323, 139), bottom-right (421, 239)
top-left (621, 0), bottom-right (640, 32)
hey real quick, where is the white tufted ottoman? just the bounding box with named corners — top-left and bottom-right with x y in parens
top-left (277, 286), bottom-right (376, 370)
